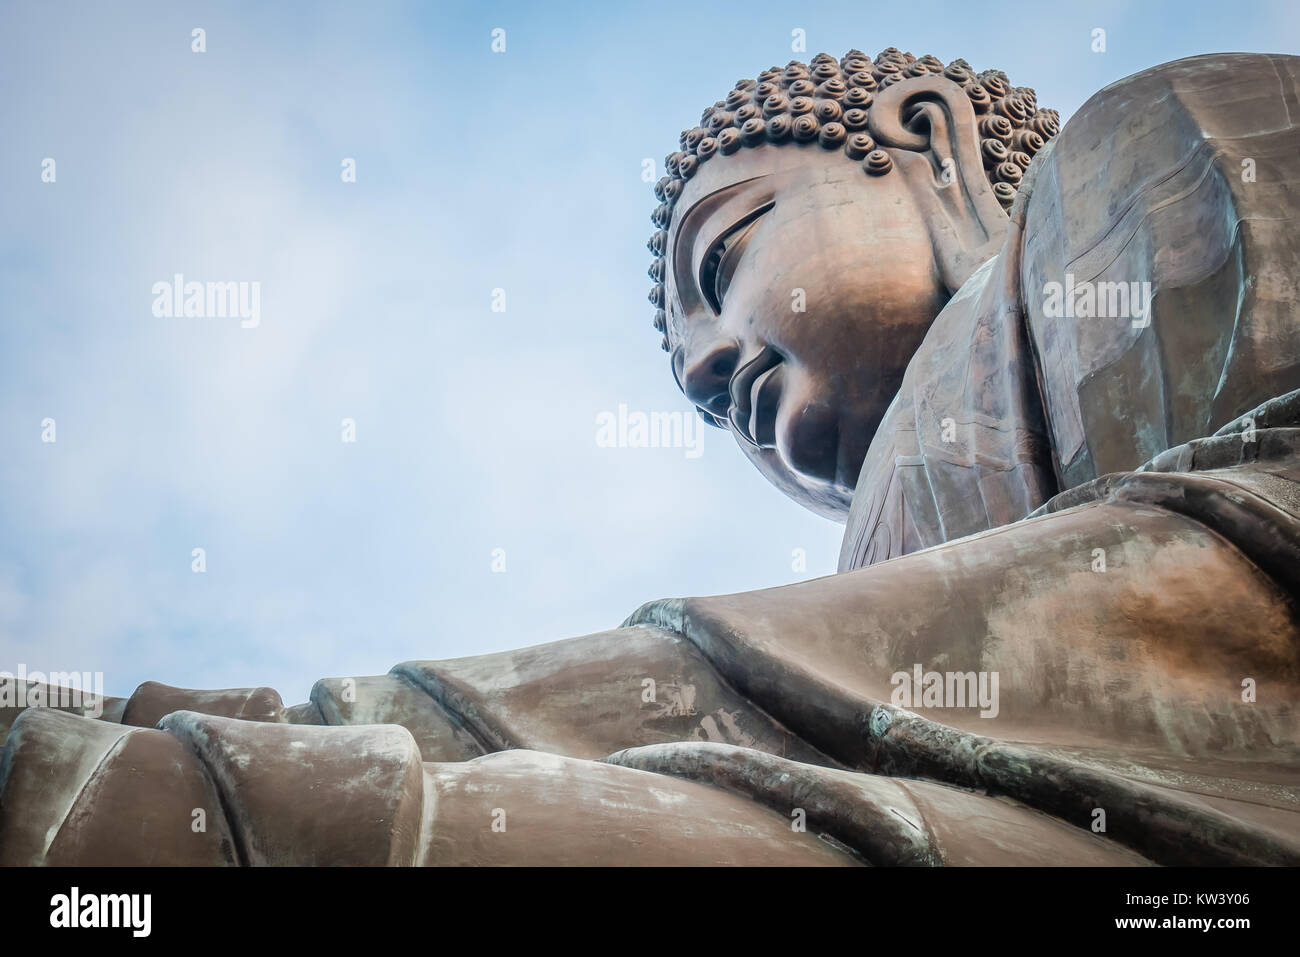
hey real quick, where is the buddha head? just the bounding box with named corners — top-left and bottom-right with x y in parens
top-left (648, 49), bottom-right (1058, 519)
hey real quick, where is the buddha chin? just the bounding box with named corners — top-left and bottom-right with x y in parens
top-left (735, 364), bottom-right (879, 521)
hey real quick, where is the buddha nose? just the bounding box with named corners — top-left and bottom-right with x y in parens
top-left (681, 339), bottom-right (742, 419)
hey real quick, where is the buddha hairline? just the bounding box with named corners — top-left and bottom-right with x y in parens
top-left (646, 48), bottom-right (1061, 350)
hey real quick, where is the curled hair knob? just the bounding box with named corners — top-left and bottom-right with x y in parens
top-left (842, 87), bottom-right (874, 109)
top-left (845, 132), bottom-right (876, 159)
top-left (981, 138), bottom-right (1009, 167)
top-left (792, 114), bottom-right (820, 142)
top-left (1010, 128), bottom-right (1044, 155)
top-left (739, 117), bottom-right (766, 145)
top-left (818, 121), bottom-right (847, 149)
top-left (864, 149), bottom-right (893, 175)
top-left (765, 114), bottom-right (793, 142)
top-left (993, 160), bottom-right (1022, 184)
top-left (842, 107), bottom-right (869, 130)
top-left (965, 82), bottom-right (991, 113)
top-left (814, 98), bottom-right (843, 123)
top-left (818, 77), bottom-right (848, 98)
top-left (978, 114), bottom-right (1014, 143)
top-left (762, 92), bottom-right (790, 117)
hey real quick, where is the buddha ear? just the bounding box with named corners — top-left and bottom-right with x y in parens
top-left (868, 76), bottom-right (1010, 293)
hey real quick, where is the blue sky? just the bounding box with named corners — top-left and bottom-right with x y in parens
top-left (2, 0), bottom-right (1297, 703)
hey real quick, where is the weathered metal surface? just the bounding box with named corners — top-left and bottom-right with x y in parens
top-left (4, 50), bottom-right (1300, 865)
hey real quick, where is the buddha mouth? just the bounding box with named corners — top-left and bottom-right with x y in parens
top-left (728, 346), bottom-right (783, 449)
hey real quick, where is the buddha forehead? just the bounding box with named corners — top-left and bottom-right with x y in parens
top-left (645, 48), bottom-right (1060, 352)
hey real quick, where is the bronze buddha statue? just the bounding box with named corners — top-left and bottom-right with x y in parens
top-left (3, 47), bottom-right (1300, 867)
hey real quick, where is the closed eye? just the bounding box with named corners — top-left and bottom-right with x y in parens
top-left (698, 203), bottom-right (772, 315)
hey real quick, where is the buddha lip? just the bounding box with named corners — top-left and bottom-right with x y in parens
top-left (728, 347), bottom-right (782, 447)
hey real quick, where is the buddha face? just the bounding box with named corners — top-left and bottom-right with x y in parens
top-left (653, 57), bottom-right (1049, 520)
top-left (665, 143), bottom-right (951, 520)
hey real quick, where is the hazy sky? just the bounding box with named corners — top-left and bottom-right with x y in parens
top-left (2, 0), bottom-right (1297, 703)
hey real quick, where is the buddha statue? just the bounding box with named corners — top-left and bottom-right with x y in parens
top-left (3, 48), bottom-right (1300, 867)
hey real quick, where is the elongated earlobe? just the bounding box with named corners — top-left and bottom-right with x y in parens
top-left (869, 75), bottom-right (1015, 293)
